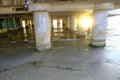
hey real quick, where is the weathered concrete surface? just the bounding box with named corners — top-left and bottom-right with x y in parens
top-left (0, 38), bottom-right (120, 80)
top-left (90, 10), bottom-right (108, 47)
top-left (33, 11), bottom-right (51, 51)
top-left (29, 2), bottom-right (115, 12)
top-left (0, 43), bottom-right (38, 72)
top-left (69, 16), bottom-right (77, 39)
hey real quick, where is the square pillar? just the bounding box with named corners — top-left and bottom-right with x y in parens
top-left (65, 17), bottom-right (71, 39)
top-left (90, 10), bottom-right (108, 47)
top-left (70, 16), bottom-right (77, 39)
top-left (33, 11), bottom-right (51, 51)
top-left (2, 0), bottom-right (7, 5)
top-left (76, 17), bottom-right (86, 38)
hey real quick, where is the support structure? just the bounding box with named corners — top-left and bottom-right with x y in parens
top-left (89, 2), bottom-right (114, 47)
top-left (33, 11), bottom-right (51, 51)
top-left (29, 2), bottom-right (114, 49)
top-left (66, 17), bottom-right (71, 39)
top-left (77, 17), bottom-right (86, 38)
top-left (70, 16), bottom-right (77, 39)
top-left (90, 10), bottom-right (108, 47)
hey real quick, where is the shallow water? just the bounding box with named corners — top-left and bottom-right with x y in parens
top-left (106, 16), bottom-right (120, 49)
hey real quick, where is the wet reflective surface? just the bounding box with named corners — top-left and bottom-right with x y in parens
top-left (0, 38), bottom-right (120, 80)
top-left (106, 16), bottom-right (120, 49)
top-left (0, 16), bottom-right (120, 80)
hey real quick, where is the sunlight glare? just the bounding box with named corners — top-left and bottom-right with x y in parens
top-left (79, 15), bottom-right (93, 30)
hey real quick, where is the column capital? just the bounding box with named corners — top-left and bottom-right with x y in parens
top-left (94, 2), bottom-right (114, 11)
top-left (29, 3), bottom-right (50, 11)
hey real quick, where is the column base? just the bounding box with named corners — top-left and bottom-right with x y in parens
top-left (76, 31), bottom-right (86, 38)
top-left (70, 31), bottom-right (76, 39)
top-left (89, 42), bottom-right (106, 48)
top-left (36, 44), bottom-right (51, 51)
top-left (76, 34), bottom-right (86, 38)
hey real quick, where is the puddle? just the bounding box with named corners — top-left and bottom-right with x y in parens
top-left (106, 16), bottom-right (120, 49)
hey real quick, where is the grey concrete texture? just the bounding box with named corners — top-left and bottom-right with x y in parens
top-left (0, 38), bottom-right (120, 80)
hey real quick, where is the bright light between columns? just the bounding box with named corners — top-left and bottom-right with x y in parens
top-left (53, 20), bottom-right (57, 28)
top-left (22, 20), bottom-right (26, 28)
top-left (60, 19), bottom-right (63, 28)
top-left (80, 15), bottom-right (93, 30)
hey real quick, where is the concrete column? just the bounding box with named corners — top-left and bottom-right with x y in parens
top-left (66, 17), bottom-right (70, 29)
top-left (51, 18), bottom-right (53, 39)
top-left (2, 0), bottom-right (7, 5)
top-left (70, 16), bottom-right (77, 39)
top-left (76, 18), bottom-right (86, 38)
top-left (33, 11), bottom-right (51, 51)
top-left (57, 19), bottom-right (61, 32)
top-left (66, 17), bottom-right (71, 39)
top-left (28, 0), bottom-right (34, 4)
top-left (90, 10), bottom-right (108, 47)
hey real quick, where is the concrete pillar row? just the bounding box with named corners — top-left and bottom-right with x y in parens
top-left (69, 16), bottom-right (77, 39)
top-left (65, 17), bottom-right (70, 39)
top-left (76, 17), bottom-right (86, 38)
top-left (33, 11), bottom-right (51, 51)
top-left (70, 16), bottom-right (77, 32)
top-left (90, 10), bottom-right (108, 47)
top-left (57, 19), bottom-right (60, 28)
top-left (2, 0), bottom-right (6, 5)
top-left (66, 17), bottom-right (70, 29)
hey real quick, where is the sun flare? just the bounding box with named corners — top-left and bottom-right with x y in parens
top-left (79, 15), bottom-right (93, 30)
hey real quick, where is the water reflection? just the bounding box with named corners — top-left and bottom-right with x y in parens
top-left (106, 15), bottom-right (120, 49)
